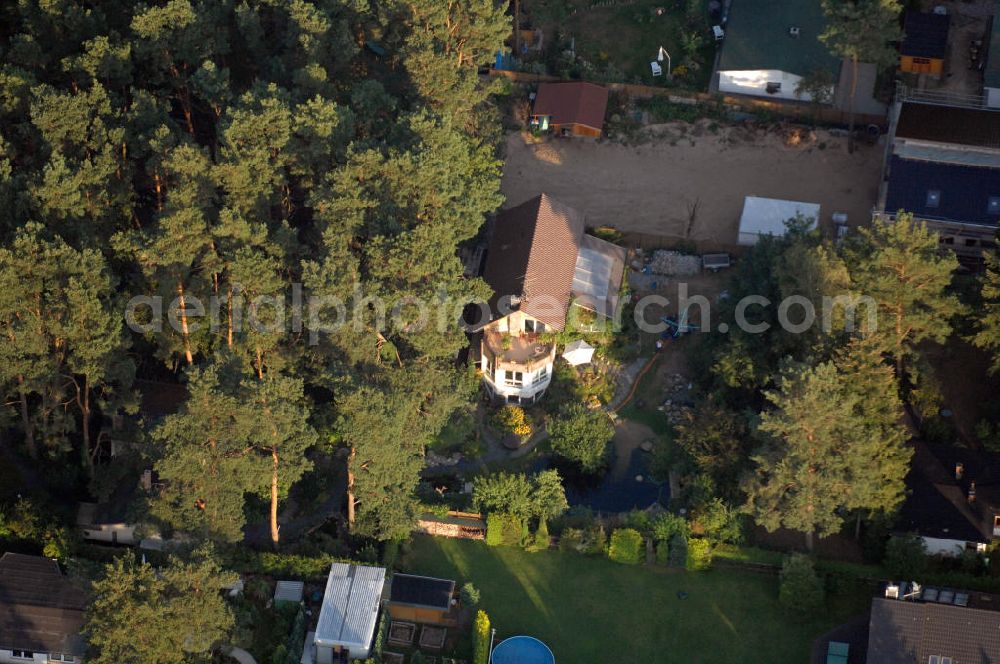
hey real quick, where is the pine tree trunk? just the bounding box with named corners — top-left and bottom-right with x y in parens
top-left (226, 285), bottom-right (234, 348)
top-left (17, 376), bottom-right (36, 459)
top-left (805, 529), bottom-right (815, 552)
top-left (176, 281), bottom-right (194, 365)
top-left (854, 511), bottom-right (862, 540)
top-left (270, 447), bottom-right (280, 549)
top-left (80, 375), bottom-right (93, 477)
top-left (347, 446), bottom-right (357, 529)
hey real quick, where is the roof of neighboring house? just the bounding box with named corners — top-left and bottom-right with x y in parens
top-left (867, 597), bottom-right (1000, 663)
top-left (896, 442), bottom-right (1000, 544)
top-left (717, 0), bottom-right (840, 78)
top-left (901, 12), bottom-right (950, 59)
top-left (532, 82), bottom-right (609, 131)
top-left (315, 563), bottom-right (386, 650)
top-left (0, 553), bottom-right (88, 655)
top-left (895, 102), bottom-right (1000, 149)
top-left (388, 574), bottom-right (455, 611)
top-left (483, 194), bottom-right (586, 330)
top-left (884, 155), bottom-right (1000, 227)
top-left (986, 11), bottom-right (1000, 88)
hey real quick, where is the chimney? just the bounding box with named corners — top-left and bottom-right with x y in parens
top-left (956, 462), bottom-right (964, 481)
top-left (968, 481), bottom-right (977, 504)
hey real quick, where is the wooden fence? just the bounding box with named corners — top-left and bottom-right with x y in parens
top-left (489, 69), bottom-right (887, 128)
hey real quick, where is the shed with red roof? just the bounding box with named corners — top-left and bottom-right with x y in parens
top-left (530, 81), bottom-right (609, 138)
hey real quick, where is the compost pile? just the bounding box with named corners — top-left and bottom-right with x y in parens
top-left (648, 250), bottom-right (701, 276)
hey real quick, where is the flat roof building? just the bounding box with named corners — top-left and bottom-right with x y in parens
top-left (312, 563), bottom-right (386, 663)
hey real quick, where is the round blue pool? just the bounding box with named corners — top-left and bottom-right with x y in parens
top-left (491, 636), bottom-right (555, 664)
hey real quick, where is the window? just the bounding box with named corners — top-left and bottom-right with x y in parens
top-left (965, 238), bottom-right (977, 247)
top-left (939, 236), bottom-right (954, 245)
top-left (766, 81), bottom-right (781, 94)
top-left (928, 656), bottom-right (939, 664)
top-left (524, 319), bottom-right (545, 333)
top-left (989, 196), bottom-right (1000, 215)
top-left (926, 189), bottom-right (941, 208)
top-left (913, 57), bottom-right (931, 64)
top-left (504, 370), bottom-right (523, 386)
top-left (533, 366), bottom-right (549, 385)
top-left (12, 652), bottom-right (34, 660)
top-left (483, 356), bottom-right (493, 377)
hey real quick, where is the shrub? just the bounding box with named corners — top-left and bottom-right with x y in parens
top-left (608, 528), bottom-right (644, 565)
top-left (686, 537), bottom-right (713, 571)
top-left (885, 533), bottom-right (928, 579)
top-left (585, 524), bottom-right (607, 556)
top-left (527, 519), bottom-right (550, 553)
top-left (692, 499), bottom-right (743, 545)
top-left (473, 610), bottom-right (491, 664)
top-left (491, 405), bottom-right (532, 438)
top-left (485, 513), bottom-right (526, 548)
top-left (779, 553), bottom-right (825, 611)
top-left (460, 582), bottom-right (480, 608)
top-left (655, 540), bottom-right (670, 565)
top-left (559, 527), bottom-right (583, 553)
top-left (548, 404), bottom-right (614, 474)
top-left (651, 512), bottom-right (690, 543)
top-left (668, 534), bottom-right (688, 568)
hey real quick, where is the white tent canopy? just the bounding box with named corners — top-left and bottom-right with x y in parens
top-left (737, 196), bottom-right (820, 246)
top-left (562, 340), bottom-right (595, 366)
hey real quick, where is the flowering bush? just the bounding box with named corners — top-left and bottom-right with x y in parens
top-left (491, 405), bottom-right (532, 437)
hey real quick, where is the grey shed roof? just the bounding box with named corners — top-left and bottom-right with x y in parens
top-left (315, 563), bottom-right (386, 650)
top-left (867, 596), bottom-right (1000, 663)
top-left (274, 580), bottom-right (304, 604)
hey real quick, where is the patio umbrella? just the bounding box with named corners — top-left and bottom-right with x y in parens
top-left (562, 340), bottom-right (595, 366)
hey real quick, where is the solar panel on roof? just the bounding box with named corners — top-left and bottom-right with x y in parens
top-left (938, 590), bottom-right (955, 604)
top-left (923, 587), bottom-right (940, 602)
top-left (954, 593), bottom-right (969, 607)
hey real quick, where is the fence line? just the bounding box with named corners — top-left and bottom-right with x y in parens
top-left (489, 69), bottom-right (887, 127)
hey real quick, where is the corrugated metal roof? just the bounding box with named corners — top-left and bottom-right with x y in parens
top-left (315, 563), bottom-right (386, 649)
top-left (738, 196), bottom-right (819, 241)
top-left (274, 580), bottom-right (304, 604)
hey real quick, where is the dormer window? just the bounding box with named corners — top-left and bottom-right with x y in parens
top-left (926, 189), bottom-right (941, 208)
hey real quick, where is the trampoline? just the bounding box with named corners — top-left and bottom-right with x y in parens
top-left (491, 636), bottom-right (555, 664)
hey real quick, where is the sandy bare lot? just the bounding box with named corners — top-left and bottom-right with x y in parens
top-left (501, 123), bottom-right (884, 250)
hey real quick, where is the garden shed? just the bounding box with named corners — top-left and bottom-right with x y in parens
top-left (737, 196), bottom-right (819, 245)
top-left (387, 574), bottom-right (456, 625)
top-left (313, 563), bottom-right (386, 663)
top-left (531, 82), bottom-right (609, 138)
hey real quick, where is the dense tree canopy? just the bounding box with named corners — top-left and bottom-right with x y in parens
top-left (85, 547), bottom-right (236, 664)
top-left (0, 0), bottom-right (509, 544)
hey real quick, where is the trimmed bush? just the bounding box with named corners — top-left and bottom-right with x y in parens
top-left (608, 528), bottom-right (644, 565)
top-left (585, 524), bottom-right (607, 556)
top-left (485, 513), bottom-right (526, 548)
top-left (668, 533), bottom-right (688, 568)
top-left (779, 553), bottom-right (825, 611)
top-left (473, 610), bottom-right (492, 664)
top-left (686, 537), bottom-right (713, 571)
top-left (884, 532), bottom-right (927, 579)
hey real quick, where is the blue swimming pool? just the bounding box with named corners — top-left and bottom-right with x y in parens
top-left (491, 636), bottom-right (555, 664)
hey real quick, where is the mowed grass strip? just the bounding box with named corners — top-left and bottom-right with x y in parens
top-left (402, 535), bottom-right (872, 663)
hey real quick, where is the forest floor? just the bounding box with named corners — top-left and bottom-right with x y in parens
top-left (501, 125), bottom-right (882, 250)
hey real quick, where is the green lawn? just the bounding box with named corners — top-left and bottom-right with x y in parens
top-left (402, 536), bottom-right (873, 663)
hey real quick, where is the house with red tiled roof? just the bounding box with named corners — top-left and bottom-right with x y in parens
top-left (530, 82), bottom-right (609, 138)
top-left (478, 194), bottom-right (626, 404)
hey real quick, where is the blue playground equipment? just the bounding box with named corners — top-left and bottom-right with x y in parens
top-left (661, 305), bottom-right (700, 338)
